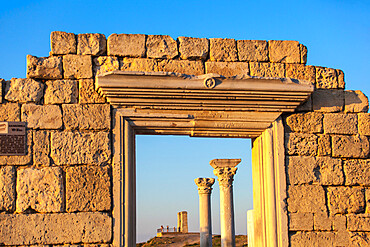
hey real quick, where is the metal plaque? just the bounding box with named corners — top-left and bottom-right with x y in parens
top-left (0, 122), bottom-right (27, 155)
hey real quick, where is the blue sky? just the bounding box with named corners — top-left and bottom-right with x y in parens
top-left (1, 0), bottom-right (369, 243)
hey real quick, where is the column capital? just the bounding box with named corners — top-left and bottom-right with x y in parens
top-left (194, 178), bottom-right (215, 194)
top-left (213, 167), bottom-right (238, 187)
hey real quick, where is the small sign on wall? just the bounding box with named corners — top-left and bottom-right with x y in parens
top-left (0, 122), bottom-right (27, 155)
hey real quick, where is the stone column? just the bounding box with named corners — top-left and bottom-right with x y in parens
top-left (195, 178), bottom-right (215, 247)
top-left (210, 159), bottom-right (241, 247)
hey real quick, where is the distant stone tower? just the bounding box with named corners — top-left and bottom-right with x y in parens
top-left (177, 211), bottom-right (188, 233)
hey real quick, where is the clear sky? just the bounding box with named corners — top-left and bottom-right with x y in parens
top-left (1, 0), bottom-right (369, 243)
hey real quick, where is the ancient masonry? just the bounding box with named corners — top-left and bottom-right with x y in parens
top-left (0, 31), bottom-right (369, 246)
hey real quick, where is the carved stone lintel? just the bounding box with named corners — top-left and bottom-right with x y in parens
top-left (194, 177), bottom-right (215, 194)
top-left (213, 167), bottom-right (238, 188)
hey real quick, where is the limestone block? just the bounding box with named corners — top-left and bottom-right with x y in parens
top-left (66, 166), bottom-right (111, 212)
top-left (289, 212), bottom-right (313, 231)
top-left (77, 33), bottom-right (106, 55)
top-left (323, 113), bottom-right (358, 134)
top-left (290, 231), bottom-right (335, 246)
top-left (314, 213), bottom-right (332, 231)
top-left (315, 66), bottom-right (340, 89)
top-left (178, 36), bottom-right (209, 60)
top-left (146, 35), bottom-right (178, 59)
top-left (285, 112), bottom-right (323, 133)
top-left (287, 185), bottom-right (327, 213)
top-left (205, 62), bottom-right (249, 77)
top-left (0, 102), bottom-right (20, 121)
top-left (332, 135), bottom-right (369, 158)
top-left (158, 60), bottom-right (204, 75)
top-left (285, 133), bottom-right (318, 156)
top-left (120, 57), bottom-right (158, 72)
top-left (21, 104), bottom-right (62, 129)
top-left (51, 131), bottom-right (110, 165)
top-left (359, 113), bottom-right (370, 135)
top-left (334, 230), bottom-right (350, 247)
top-left (27, 55), bottom-right (63, 79)
top-left (79, 79), bottom-right (106, 103)
top-left (349, 232), bottom-right (370, 247)
top-left (347, 214), bottom-right (370, 231)
top-left (300, 44), bottom-right (308, 64)
top-left (62, 104), bottom-right (110, 130)
top-left (287, 156), bottom-right (317, 185)
top-left (107, 33), bottom-right (146, 57)
top-left (0, 212), bottom-right (112, 245)
top-left (237, 40), bottom-right (268, 62)
top-left (327, 187), bottom-right (365, 214)
top-left (333, 214), bottom-right (346, 231)
top-left (93, 56), bottom-right (119, 76)
top-left (344, 159), bottom-right (370, 186)
top-left (317, 134), bottom-right (331, 156)
top-left (367, 189), bottom-right (370, 214)
top-left (5, 78), bottom-right (44, 103)
top-left (344, 90), bottom-right (369, 113)
top-left (286, 64), bottom-right (315, 83)
top-left (63, 54), bottom-right (93, 79)
top-left (16, 167), bottom-right (63, 213)
top-left (268, 40), bottom-right (300, 63)
top-left (0, 130), bottom-right (32, 165)
top-left (44, 79), bottom-right (78, 104)
top-left (209, 38), bottom-right (238, 62)
top-left (249, 62), bottom-right (285, 78)
top-left (50, 31), bottom-right (77, 55)
top-left (336, 69), bottom-right (345, 88)
top-left (33, 130), bottom-right (50, 166)
top-left (0, 166), bottom-right (15, 211)
top-left (316, 157), bottom-right (344, 185)
top-left (312, 89), bottom-right (344, 112)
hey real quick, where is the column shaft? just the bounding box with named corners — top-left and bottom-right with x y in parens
top-left (219, 185), bottom-right (235, 247)
top-left (199, 193), bottom-right (212, 247)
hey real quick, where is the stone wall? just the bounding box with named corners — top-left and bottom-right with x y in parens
top-left (0, 31), bottom-right (369, 246)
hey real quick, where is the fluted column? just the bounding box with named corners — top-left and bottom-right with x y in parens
top-left (195, 178), bottom-right (215, 247)
top-left (210, 159), bottom-right (241, 247)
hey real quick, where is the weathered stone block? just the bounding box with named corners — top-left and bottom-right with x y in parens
top-left (287, 156), bottom-right (317, 185)
top-left (77, 33), bottom-right (106, 55)
top-left (249, 62), bottom-right (285, 78)
top-left (0, 166), bottom-right (15, 211)
top-left (0, 212), bottom-right (112, 245)
top-left (286, 64), bottom-right (315, 83)
top-left (21, 104), bottom-right (62, 129)
top-left (332, 135), bottom-right (369, 158)
top-left (317, 134), bottom-right (331, 156)
top-left (316, 157), bottom-right (344, 185)
top-left (327, 187), bottom-right (365, 214)
top-left (44, 79), bottom-right (78, 104)
top-left (349, 232), bottom-right (370, 247)
top-left (285, 133), bottom-right (318, 156)
top-left (209, 38), bottom-right (238, 62)
top-left (312, 89), bottom-right (344, 112)
top-left (287, 185), bottom-right (327, 213)
top-left (285, 112), bottom-right (323, 133)
top-left (336, 69), bottom-right (345, 88)
top-left (66, 166), bottom-right (111, 212)
top-left (51, 131), bottom-right (110, 165)
top-left (315, 66), bottom-right (340, 89)
top-left (314, 212), bottom-right (332, 231)
top-left (359, 113), bottom-right (370, 135)
top-left (33, 130), bottom-right (50, 166)
top-left (335, 230), bottom-right (350, 247)
top-left (205, 61), bottom-right (249, 77)
top-left (63, 54), bottom-right (93, 79)
top-left (344, 90), bottom-right (369, 113)
top-left (300, 44), bottom-right (308, 64)
top-left (16, 167), bottom-right (63, 213)
top-left (62, 104), bottom-right (110, 130)
top-left (27, 55), bottom-right (63, 79)
top-left (347, 214), bottom-right (370, 231)
top-left (178, 36), bottom-right (209, 60)
top-left (93, 56), bottom-right (119, 76)
top-left (237, 40), bottom-right (268, 62)
top-left (146, 35), bottom-right (178, 59)
top-left (290, 232), bottom-right (335, 246)
top-left (333, 214), bottom-right (346, 231)
top-left (107, 33), bottom-right (146, 57)
top-left (323, 113), bottom-right (358, 134)
top-left (0, 102), bottom-right (20, 121)
top-left (268, 40), bottom-right (300, 63)
top-left (344, 159), bottom-right (370, 186)
top-left (120, 57), bottom-right (157, 72)
top-left (50, 31), bottom-right (76, 55)
top-left (79, 79), bottom-right (106, 103)
top-left (158, 60), bottom-right (204, 75)
top-left (5, 78), bottom-right (44, 103)
top-left (0, 130), bottom-right (32, 165)
top-left (289, 212), bottom-right (313, 231)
